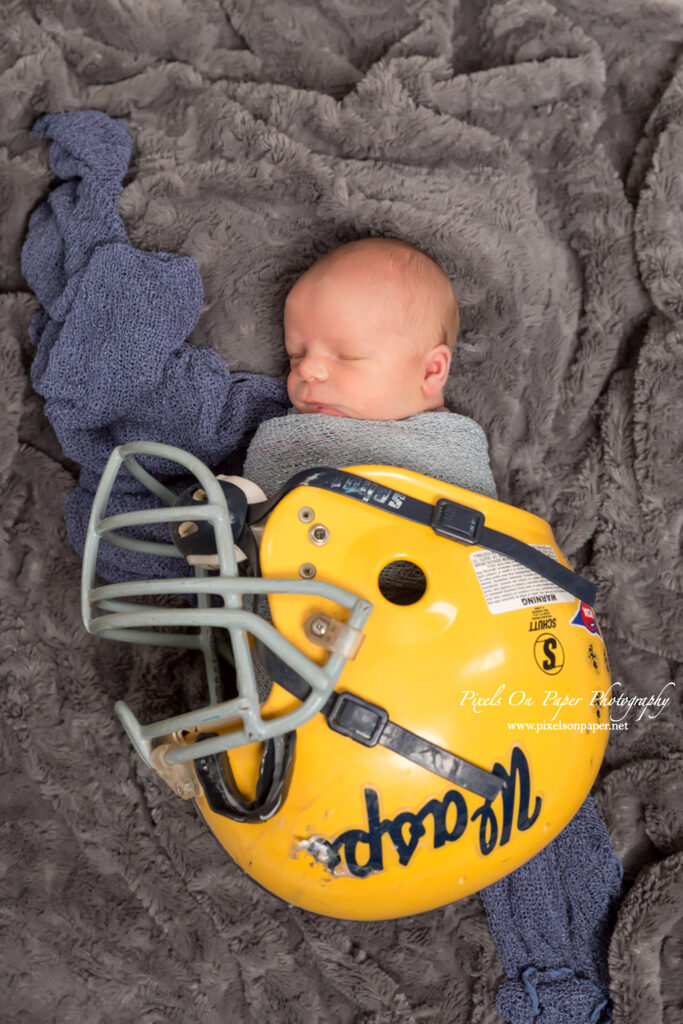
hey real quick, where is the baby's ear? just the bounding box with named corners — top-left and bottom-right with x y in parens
top-left (422, 344), bottom-right (452, 394)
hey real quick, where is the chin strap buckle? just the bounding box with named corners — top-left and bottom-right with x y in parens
top-left (326, 693), bottom-right (389, 747)
top-left (431, 499), bottom-right (484, 545)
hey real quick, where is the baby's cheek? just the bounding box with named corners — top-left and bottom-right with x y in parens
top-left (286, 370), bottom-right (298, 398)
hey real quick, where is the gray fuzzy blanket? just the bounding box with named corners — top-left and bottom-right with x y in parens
top-left (2, 2), bottom-right (681, 1022)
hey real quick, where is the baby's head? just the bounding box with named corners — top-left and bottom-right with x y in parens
top-left (284, 238), bottom-right (459, 420)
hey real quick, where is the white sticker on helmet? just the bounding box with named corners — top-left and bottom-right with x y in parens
top-left (469, 545), bottom-right (574, 613)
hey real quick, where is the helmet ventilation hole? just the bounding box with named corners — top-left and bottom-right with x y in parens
top-left (378, 560), bottom-right (427, 605)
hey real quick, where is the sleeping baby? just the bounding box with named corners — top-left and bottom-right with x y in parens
top-left (242, 236), bottom-right (497, 501)
top-left (283, 235), bottom-right (456, 419)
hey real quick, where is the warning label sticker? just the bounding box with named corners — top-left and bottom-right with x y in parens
top-left (469, 546), bottom-right (575, 614)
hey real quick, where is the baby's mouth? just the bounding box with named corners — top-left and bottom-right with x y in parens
top-left (302, 401), bottom-right (346, 417)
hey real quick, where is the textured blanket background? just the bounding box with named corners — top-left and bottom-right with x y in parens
top-left (1, 2), bottom-right (682, 1022)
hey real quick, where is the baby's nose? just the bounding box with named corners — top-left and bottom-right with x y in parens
top-left (299, 356), bottom-right (328, 382)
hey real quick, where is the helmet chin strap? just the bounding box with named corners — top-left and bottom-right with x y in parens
top-left (192, 631), bottom-right (506, 824)
top-left (252, 640), bottom-right (505, 804)
top-left (246, 467), bottom-right (597, 608)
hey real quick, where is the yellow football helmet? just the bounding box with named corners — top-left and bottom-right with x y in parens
top-left (83, 442), bottom-right (609, 920)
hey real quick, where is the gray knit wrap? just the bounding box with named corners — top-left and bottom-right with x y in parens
top-left (243, 409), bottom-right (497, 499)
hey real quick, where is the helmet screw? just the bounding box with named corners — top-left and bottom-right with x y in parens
top-left (191, 488), bottom-right (207, 501)
top-left (298, 506), bottom-right (314, 523)
top-left (308, 524), bottom-right (330, 545)
top-left (299, 563), bottom-right (317, 579)
top-left (310, 616), bottom-right (328, 637)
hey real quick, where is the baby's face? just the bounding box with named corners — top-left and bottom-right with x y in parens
top-left (284, 259), bottom-right (448, 420)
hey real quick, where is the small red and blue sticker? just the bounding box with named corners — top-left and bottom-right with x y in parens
top-left (570, 602), bottom-right (601, 636)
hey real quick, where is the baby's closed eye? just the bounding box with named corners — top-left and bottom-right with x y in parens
top-left (287, 353), bottom-right (366, 363)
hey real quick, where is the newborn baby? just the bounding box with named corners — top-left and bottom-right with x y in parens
top-left (243, 237), bottom-right (497, 501)
top-left (283, 236), bottom-right (457, 419)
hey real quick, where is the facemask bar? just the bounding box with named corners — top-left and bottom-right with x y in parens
top-left (82, 442), bottom-right (373, 770)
